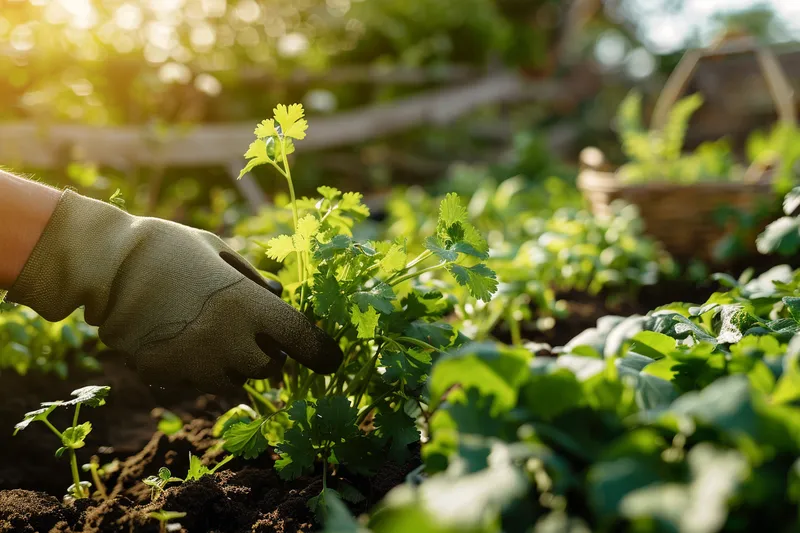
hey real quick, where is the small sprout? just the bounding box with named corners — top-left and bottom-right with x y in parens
top-left (14, 386), bottom-right (111, 500)
top-left (81, 456), bottom-right (109, 500)
top-left (143, 454), bottom-right (234, 501)
top-left (148, 510), bottom-right (187, 533)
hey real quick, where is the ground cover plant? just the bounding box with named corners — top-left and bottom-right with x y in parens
top-left (319, 213), bottom-right (800, 533)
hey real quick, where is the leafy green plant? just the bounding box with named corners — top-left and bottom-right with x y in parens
top-left (143, 453), bottom-right (234, 501)
top-left (13, 386), bottom-right (110, 500)
top-left (216, 103), bottom-right (498, 516)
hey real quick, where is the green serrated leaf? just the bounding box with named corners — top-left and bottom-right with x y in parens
top-left (447, 263), bottom-right (498, 302)
top-left (223, 418), bottom-right (268, 460)
top-left (62, 422), bottom-right (92, 449)
top-left (350, 305), bottom-right (380, 339)
top-left (351, 283), bottom-right (395, 314)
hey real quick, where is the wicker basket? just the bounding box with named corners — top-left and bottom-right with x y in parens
top-left (578, 36), bottom-right (794, 262)
top-left (578, 169), bottom-right (775, 261)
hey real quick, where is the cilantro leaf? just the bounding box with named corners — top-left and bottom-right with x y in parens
top-left (61, 422), bottom-right (92, 449)
top-left (314, 235), bottom-right (353, 261)
top-left (265, 235), bottom-right (295, 261)
top-left (317, 186), bottom-right (342, 201)
top-left (424, 236), bottom-right (458, 262)
top-left (223, 418), bottom-right (268, 460)
top-left (275, 426), bottom-right (316, 480)
top-left (447, 264), bottom-right (498, 302)
top-left (314, 396), bottom-right (359, 444)
top-left (404, 320), bottom-right (455, 348)
top-left (293, 215), bottom-right (321, 254)
top-left (380, 349), bottom-right (431, 391)
top-left (273, 103), bottom-right (308, 140)
top-left (379, 244), bottom-right (408, 275)
top-left (438, 192), bottom-right (469, 229)
top-left (373, 408), bottom-right (420, 462)
top-left (351, 283), bottom-right (396, 314)
top-left (312, 274), bottom-right (349, 326)
top-left (351, 305), bottom-right (380, 339)
top-left (62, 386), bottom-right (110, 408)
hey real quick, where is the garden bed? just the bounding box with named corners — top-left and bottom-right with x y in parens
top-left (0, 353), bottom-right (418, 533)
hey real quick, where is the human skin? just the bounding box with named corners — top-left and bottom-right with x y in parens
top-left (0, 170), bottom-right (61, 289)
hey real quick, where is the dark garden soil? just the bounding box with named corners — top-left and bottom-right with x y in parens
top-left (0, 353), bottom-right (419, 533)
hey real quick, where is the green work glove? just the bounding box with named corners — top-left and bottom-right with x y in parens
top-left (7, 190), bottom-right (342, 392)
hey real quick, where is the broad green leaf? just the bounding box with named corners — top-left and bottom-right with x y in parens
top-left (223, 418), bottom-right (268, 460)
top-left (629, 331), bottom-right (676, 359)
top-left (431, 342), bottom-right (531, 412)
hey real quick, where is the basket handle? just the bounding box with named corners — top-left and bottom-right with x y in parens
top-left (651, 35), bottom-right (797, 131)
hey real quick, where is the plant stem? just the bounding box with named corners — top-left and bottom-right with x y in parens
top-left (89, 462), bottom-right (108, 500)
top-left (508, 309), bottom-right (522, 345)
top-left (395, 336), bottom-right (445, 353)
top-left (356, 389), bottom-right (395, 426)
top-left (68, 449), bottom-right (85, 499)
top-left (42, 419), bottom-right (63, 439)
top-left (293, 370), bottom-right (314, 403)
top-left (389, 262), bottom-right (446, 287)
top-left (351, 351), bottom-right (381, 408)
top-left (243, 383), bottom-right (278, 413)
top-left (385, 250), bottom-right (434, 283)
top-left (72, 404), bottom-right (81, 428)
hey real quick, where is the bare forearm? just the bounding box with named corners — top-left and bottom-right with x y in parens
top-left (0, 170), bottom-right (62, 289)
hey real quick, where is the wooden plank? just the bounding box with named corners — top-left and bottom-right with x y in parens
top-left (0, 70), bottom-right (594, 169)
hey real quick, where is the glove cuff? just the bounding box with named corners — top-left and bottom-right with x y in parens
top-left (7, 189), bottom-right (139, 324)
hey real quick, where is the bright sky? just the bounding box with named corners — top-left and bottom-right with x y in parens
top-left (631, 0), bottom-right (800, 53)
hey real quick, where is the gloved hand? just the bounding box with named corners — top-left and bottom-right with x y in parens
top-left (7, 190), bottom-right (342, 392)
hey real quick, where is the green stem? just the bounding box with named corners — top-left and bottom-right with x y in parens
top-left (356, 389), bottom-right (395, 426)
top-left (42, 419), bottom-right (63, 440)
top-left (72, 404), bottom-right (81, 428)
top-left (386, 250), bottom-right (434, 283)
top-left (395, 336), bottom-right (445, 353)
top-left (243, 383), bottom-right (278, 413)
top-left (351, 351), bottom-right (381, 408)
top-left (389, 262), bottom-right (446, 287)
top-left (69, 449), bottom-right (85, 499)
top-left (293, 370), bottom-right (315, 403)
top-left (89, 462), bottom-right (108, 500)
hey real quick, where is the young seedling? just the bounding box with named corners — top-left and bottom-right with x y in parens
top-left (81, 456), bottom-right (112, 500)
top-left (143, 453), bottom-right (234, 501)
top-left (14, 385), bottom-right (110, 500)
top-left (148, 510), bottom-right (187, 533)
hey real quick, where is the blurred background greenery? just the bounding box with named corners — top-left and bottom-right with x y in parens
top-left (2, 0), bottom-right (798, 219)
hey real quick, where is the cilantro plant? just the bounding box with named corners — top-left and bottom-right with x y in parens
top-left (219, 104), bottom-right (498, 509)
top-left (13, 385), bottom-right (110, 500)
top-left (143, 453), bottom-right (234, 501)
